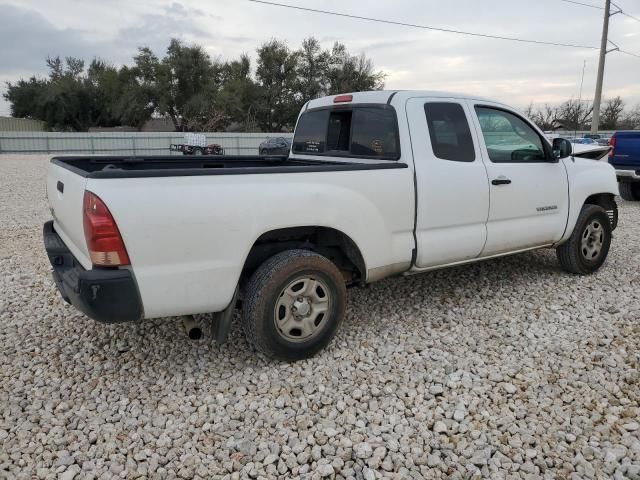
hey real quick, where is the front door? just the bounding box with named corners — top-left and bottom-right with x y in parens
top-left (468, 103), bottom-right (569, 256)
top-left (407, 98), bottom-right (490, 268)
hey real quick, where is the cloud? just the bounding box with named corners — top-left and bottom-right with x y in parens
top-left (0, 4), bottom-right (97, 75)
top-left (0, 0), bottom-right (639, 117)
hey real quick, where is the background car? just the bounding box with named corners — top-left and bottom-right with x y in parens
top-left (568, 137), bottom-right (597, 145)
top-left (259, 137), bottom-right (292, 156)
top-left (583, 133), bottom-right (602, 140)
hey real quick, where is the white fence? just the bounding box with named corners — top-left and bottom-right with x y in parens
top-left (0, 132), bottom-right (293, 156)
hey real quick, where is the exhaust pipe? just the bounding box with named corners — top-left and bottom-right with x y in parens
top-left (181, 315), bottom-right (202, 340)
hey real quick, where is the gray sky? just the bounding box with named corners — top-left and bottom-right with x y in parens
top-left (1, 0), bottom-right (639, 116)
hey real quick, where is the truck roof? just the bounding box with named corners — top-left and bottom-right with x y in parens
top-left (305, 90), bottom-right (497, 110)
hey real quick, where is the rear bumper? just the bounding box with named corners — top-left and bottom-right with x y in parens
top-left (43, 220), bottom-right (143, 323)
top-left (615, 168), bottom-right (640, 182)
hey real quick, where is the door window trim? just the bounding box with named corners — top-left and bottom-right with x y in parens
top-left (474, 104), bottom-right (552, 163)
top-left (292, 103), bottom-right (401, 161)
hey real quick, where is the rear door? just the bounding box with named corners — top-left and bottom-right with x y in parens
top-left (468, 102), bottom-right (569, 255)
top-left (407, 97), bottom-right (490, 268)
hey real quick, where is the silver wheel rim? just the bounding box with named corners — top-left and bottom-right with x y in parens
top-left (581, 219), bottom-right (604, 260)
top-left (274, 276), bottom-right (330, 342)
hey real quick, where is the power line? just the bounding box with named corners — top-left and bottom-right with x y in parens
top-left (249, 0), bottom-right (640, 58)
top-left (618, 9), bottom-right (640, 22)
top-left (560, 0), bottom-right (640, 22)
top-left (558, 0), bottom-right (604, 10)
top-left (621, 11), bottom-right (640, 22)
top-left (612, 1), bottom-right (640, 22)
top-left (248, 0), bottom-right (599, 50)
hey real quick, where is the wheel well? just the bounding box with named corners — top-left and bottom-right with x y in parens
top-left (242, 227), bottom-right (366, 285)
top-left (584, 193), bottom-right (618, 230)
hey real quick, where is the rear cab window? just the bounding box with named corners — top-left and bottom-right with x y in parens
top-left (293, 105), bottom-right (400, 160)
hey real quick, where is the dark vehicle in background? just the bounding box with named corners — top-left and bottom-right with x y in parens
top-left (609, 131), bottom-right (640, 201)
top-left (259, 137), bottom-right (291, 156)
top-left (583, 133), bottom-right (612, 146)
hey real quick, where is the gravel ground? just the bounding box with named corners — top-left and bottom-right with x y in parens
top-left (1, 154), bottom-right (639, 480)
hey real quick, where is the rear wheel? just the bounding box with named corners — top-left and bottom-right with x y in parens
top-left (242, 249), bottom-right (347, 361)
top-left (619, 182), bottom-right (640, 201)
top-left (556, 204), bottom-right (612, 274)
top-left (193, 148), bottom-right (203, 156)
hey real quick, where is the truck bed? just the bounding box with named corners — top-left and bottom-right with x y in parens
top-left (52, 155), bottom-right (406, 179)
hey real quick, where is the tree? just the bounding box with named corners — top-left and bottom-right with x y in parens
top-left (4, 77), bottom-right (47, 119)
top-left (600, 96), bottom-right (625, 130)
top-left (296, 38), bottom-right (330, 102)
top-left (113, 65), bottom-right (156, 129)
top-left (557, 99), bottom-right (593, 131)
top-left (620, 104), bottom-right (640, 130)
top-left (8, 56), bottom-right (96, 131)
top-left (4, 36), bottom-right (387, 132)
top-left (522, 103), bottom-right (535, 120)
top-left (326, 42), bottom-right (385, 95)
top-left (148, 39), bottom-right (225, 131)
top-left (529, 104), bottom-right (559, 131)
top-left (217, 54), bottom-right (261, 129)
top-left (255, 39), bottom-right (299, 131)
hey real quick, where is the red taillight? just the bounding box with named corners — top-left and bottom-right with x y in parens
top-left (83, 191), bottom-right (130, 266)
top-left (334, 94), bottom-right (353, 103)
top-left (609, 135), bottom-right (616, 158)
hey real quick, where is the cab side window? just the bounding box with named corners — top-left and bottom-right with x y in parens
top-left (475, 107), bottom-right (547, 163)
top-left (424, 102), bottom-right (475, 162)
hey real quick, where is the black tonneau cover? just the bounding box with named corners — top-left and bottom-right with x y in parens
top-left (51, 155), bottom-right (407, 179)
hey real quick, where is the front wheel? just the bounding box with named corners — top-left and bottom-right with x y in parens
top-left (556, 204), bottom-right (612, 275)
top-left (619, 182), bottom-right (640, 201)
top-left (242, 250), bottom-right (347, 361)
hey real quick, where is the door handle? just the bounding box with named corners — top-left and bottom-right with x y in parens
top-left (491, 178), bottom-right (511, 186)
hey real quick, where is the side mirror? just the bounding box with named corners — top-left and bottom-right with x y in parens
top-left (552, 138), bottom-right (572, 160)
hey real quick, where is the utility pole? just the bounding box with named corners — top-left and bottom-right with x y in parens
top-left (576, 60), bottom-right (586, 138)
top-left (591, 0), bottom-right (614, 134)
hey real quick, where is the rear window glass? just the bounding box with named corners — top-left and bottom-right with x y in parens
top-left (424, 103), bottom-right (475, 162)
top-left (350, 108), bottom-right (399, 158)
top-left (293, 106), bottom-right (399, 159)
top-left (327, 111), bottom-right (352, 152)
top-left (292, 109), bottom-right (329, 154)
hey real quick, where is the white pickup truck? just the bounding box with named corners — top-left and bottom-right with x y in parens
top-left (44, 90), bottom-right (619, 360)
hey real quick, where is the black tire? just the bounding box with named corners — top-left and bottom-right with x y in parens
top-left (193, 148), bottom-right (203, 156)
top-left (619, 182), bottom-right (640, 201)
top-left (242, 249), bottom-right (347, 361)
top-left (556, 204), bottom-right (612, 275)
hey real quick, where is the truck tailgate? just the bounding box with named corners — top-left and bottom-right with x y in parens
top-left (47, 159), bottom-right (92, 268)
